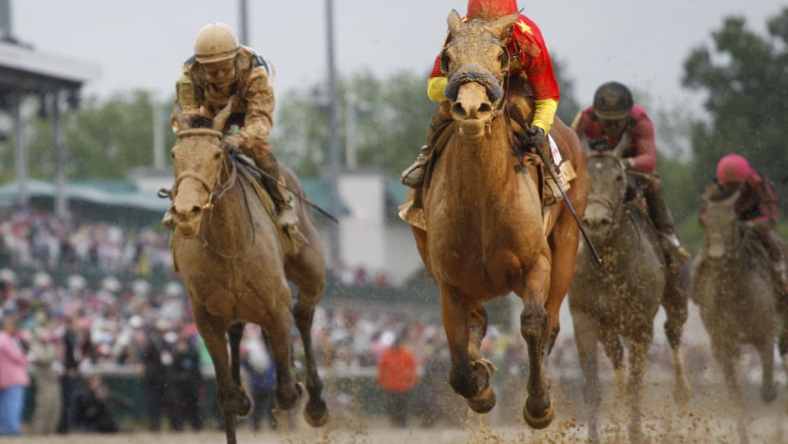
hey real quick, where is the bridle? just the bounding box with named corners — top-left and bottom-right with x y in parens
top-left (166, 129), bottom-right (256, 260)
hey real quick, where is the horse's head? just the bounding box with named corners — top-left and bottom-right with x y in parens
top-left (583, 136), bottom-right (631, 243)
top-left (700, 185), bottom-right (741, 259)
top-left (441, 10), bottom-right (518, 140)
top-left (170, 100), bottom-right (235, 238)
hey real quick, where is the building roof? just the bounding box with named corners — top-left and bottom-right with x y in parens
top-left (0, 40), bottom-right (100, 92)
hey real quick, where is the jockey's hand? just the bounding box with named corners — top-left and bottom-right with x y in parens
top-left (223, 134), bottom-right (243, 151)
top-left (525, 127), bottom-right (547, 150)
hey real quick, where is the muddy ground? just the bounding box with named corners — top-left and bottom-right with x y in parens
top-left (8, 382), bottom-right (788, 444)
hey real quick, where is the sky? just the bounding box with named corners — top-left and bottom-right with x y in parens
top-left (13, 1), bottom-right (782, 110)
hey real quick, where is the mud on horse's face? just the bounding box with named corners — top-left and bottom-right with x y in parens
top-left (701, 187), bottom-right (741, 259)
top-left (583, 153), bottom-right (629, 243)
top-left (441, 10), bottom-right (518, 140)
top-left (170, 100), bottom-right (235, 238)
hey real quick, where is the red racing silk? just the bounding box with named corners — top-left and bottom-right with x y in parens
top-left (574, 105), bottom-right (657, 174)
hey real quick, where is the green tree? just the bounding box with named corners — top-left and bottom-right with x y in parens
top-left (683, 7), bottom-right (788, 202)
top-left (19, 90), bottom-right (173, 180)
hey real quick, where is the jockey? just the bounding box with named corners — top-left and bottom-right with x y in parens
top-left (401, 0), bottom-right (561, 188)
top-left (713, 154), bottom-right (787, 294)
top-left (573, 81), bottom-right (689, 265)
top-left (166, 23), bottom-right (296, 231)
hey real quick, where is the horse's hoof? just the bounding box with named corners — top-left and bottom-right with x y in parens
top-left (761, 383), bottom-right (778, 404)
top-left (467, 385), bottom-right (496, 414)
top-left (523, 396), bottom-right (554, 430)
top-left (277, 382), bottom-right (304, 411)
top-left (223, 386), bottom-right (252, 417)
top-left (304, 398), bottom-right (329, 428)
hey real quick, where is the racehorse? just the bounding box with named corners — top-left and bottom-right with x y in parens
top-left (410, 10), bottom-right (589, 428)
top-left (570, 139), bottom-right (691, 443)
top-left (168, 101), bottom-right (329, 444)
top-left (692, 186), bottom-right (782, 444)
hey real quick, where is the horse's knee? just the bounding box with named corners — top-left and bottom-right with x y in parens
top-left (521, 301), bottom-right (547, 339)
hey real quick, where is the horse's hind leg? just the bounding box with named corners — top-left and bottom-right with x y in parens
top-left (756, 337), bottom-right (777, 403)
top-left (228, 323), bottom-right (252, 416)
top-left (288, 246), bottom-right (329, 427)
top-left (293, 295), bottom-right (329, 426)
top-left (571, 309), bottom-right (602, 444)
top-left (438, 283), bottom-right (490, 412)
top-left (193, 306), bottom-right (243, 444)
top-left (267, 291), bottom-right (302, 412)
top-left (663, 280), bottom-right (692, 406)
top-left (712, 340), bottom-right (749, 444)
top-left (518, 254), bottom-right (554, 429)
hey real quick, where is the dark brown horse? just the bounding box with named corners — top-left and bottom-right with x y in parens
top-left (692, 186), bottom-right (782, 444)
top-left (570, 140), bottom-right (691, 443)
top-left (169, 102), bottom-right (329, 444)
top-left (410, 11), bottom-right (589, 428)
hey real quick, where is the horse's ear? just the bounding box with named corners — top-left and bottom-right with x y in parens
top-left (212, 97), bottom-right (236, 132)
top-left (486, 13), bottom-right (519, 37)
top-left (447, 10), bottom-right (463, 35)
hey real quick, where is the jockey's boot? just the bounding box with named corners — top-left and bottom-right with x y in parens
top-left (253, 151), bottom-right (301, 233)
top-left (401, 103), bottom-right (454, 189)
top-left (401, 144), bottom-right (433, 188)
top-left (643, 177), bottom-right (690, 268)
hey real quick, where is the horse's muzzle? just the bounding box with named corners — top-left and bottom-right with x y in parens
top-left (446, 67), bottom-right (504, 104)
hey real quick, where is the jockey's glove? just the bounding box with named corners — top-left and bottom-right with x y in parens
top-left (525, 127), bottom-right (548, 151)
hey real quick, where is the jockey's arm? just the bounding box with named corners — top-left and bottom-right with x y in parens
top-left (626, 116), bottom-right (657, 173)
top-left (240, 68), bottom-right (275, 150)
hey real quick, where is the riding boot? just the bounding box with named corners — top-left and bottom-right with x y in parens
top-left (753, 224), bottom-right (788, 295)
top-left (400, 103), bottom-right (453, 189)
top-left (643, 176), bottom-right (690, 268)
top-left (251, 150), bottom-right (300, 230)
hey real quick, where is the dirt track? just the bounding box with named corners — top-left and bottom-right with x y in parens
top-left (8, 393), bottom-right (787, 444)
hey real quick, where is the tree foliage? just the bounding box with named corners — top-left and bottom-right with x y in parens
top-left (683, 7), bottom-right (788, 201)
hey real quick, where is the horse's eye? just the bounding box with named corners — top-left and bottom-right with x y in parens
top-left (170, 151), bottom-right (175, 159)
top-left (440, 51), bottom-right (451, 74)
top-left (616, 175), bottom-right (624, 182)
top-left (213, 152), bottom-right (221, 160)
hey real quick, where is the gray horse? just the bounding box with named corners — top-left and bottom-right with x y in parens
top-left (692, 186), bottom-right (782, 444)
top-left (570, 140), bottom-right (691, 444)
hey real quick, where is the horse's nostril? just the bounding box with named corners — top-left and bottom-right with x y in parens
top-left (478, 102), bottom-right (492, 114)
top-left (452, 102), bottom-right (467, 118)
top-left (190, 205), bottom-right (202, 215)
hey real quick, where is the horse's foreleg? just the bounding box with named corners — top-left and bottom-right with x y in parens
top-left (756, 337), bottom-right (778, 404)
top-left (712, 340), bottom-right (749, 444)
top-left (518, 254), bottom-right (554, 429)
top-left (228, 322), bottom-right (251, 417)
top-left (193, 306), bottom-right (242, 444)
top-left (465, 302), bottom-right (496, 413)
top-left (626, 338), bottom-right (650, 444)
top-left (600, 329), bottom-right (626, 402)
top-left (545, 209), bottom-right (581, 354)
top-left (571, 309), bottom-right (602, 444)
top-left (662, 278), bottom-right (691, 406)
top-left (439, 283), bottom-right (485, 403)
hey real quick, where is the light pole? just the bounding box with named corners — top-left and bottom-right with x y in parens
top-left (325, 0), bottom-right (342, 270)
top-left (239, 0), bottom-right (249, 45)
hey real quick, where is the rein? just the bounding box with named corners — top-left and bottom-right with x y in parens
top-left (167, 143), bottom-right (258, 261)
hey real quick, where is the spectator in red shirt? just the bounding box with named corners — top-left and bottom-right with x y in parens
top-left (707, 154), bottom-right (787, 294)
top-left (573, 81), bottom-right (689, 267)
top-left (377, 334), bottom-right (418, 428)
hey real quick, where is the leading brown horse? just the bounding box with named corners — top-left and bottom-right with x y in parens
top-left (410, 11), bottom-right (588, 428)
top-left (168, 101), bottom-right (329, 444)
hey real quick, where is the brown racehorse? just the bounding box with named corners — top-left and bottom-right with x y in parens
top-left (411, 11), bottom-right (589, 428)
top-left (169, 101), bottom-right (329, 444)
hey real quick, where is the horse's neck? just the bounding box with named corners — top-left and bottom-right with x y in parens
top-left (603, 207), bottom-right (653, 264)
top-left (444, 118), bottom-right (520, 192)
top-left (203, 169), bottom-right (250, 250)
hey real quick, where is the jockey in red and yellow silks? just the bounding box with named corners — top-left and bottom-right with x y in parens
top-left (401, 0), bottom-right (561, 188)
